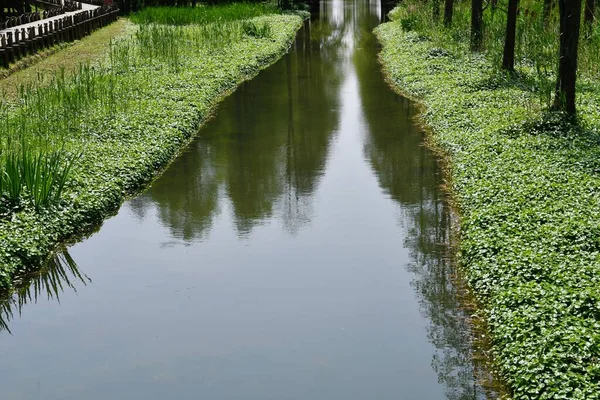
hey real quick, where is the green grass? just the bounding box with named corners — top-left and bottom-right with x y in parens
top-left (376, 7), bottom-right (600, 400)
top-left (0, 19), bottom-right (133, 90)
top-left (130, 3), bottom-right (279, 25)
top-left (0, 10), bottom-right (304, 289)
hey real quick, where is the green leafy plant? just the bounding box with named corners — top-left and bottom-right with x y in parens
top-left (376, 14), bottom-right (600, 399)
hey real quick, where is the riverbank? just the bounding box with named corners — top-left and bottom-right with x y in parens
top-left (0, 13), bottom-right (304, 289)
top-left (376, 12), bottom-right (600, 400)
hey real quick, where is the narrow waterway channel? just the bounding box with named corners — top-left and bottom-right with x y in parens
top-left (1, 1), bottom-right (491, 399)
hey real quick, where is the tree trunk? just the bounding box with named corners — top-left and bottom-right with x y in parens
top-left (470, 0), bottom-right (484, 51)
top-left (444, 0), bottom-right (453, 26)
top-left (553, 0), bottom-right (582, 114)
top-left (502, 0), bottom-right (519, 71)
top-left (584, 0), bottom-right (595, 27)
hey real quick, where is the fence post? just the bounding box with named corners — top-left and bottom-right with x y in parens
top-left (0, 35), bottom-right (7, 68)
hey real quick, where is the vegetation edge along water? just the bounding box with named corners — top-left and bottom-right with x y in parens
top-left (0, 11), bottom-right (304, 290)
top-left (376, 6), bottom-right (600, 400)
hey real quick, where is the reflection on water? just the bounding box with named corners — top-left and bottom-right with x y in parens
top-left (355, 2), bottom-right (489, 398)
top-left (0, 252), bottom-right (89, 334)
top-left (0, 1), bottom-right (497, 399)
top-left (130, 14), bottom-right (345, 239)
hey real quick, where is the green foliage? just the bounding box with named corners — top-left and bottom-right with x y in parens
top-left (0, 82), bottom-right (82, 212)
top-left (376, 16), bottom-right (600, 400)
top-left (0, 140), bottom-right (78, 211)
top-left (130, 3), bottom-right (278, 25)
top-left (242, 20), bottom-right (273, 39)
top-left (399, 13), bottom-right (417, 32)
top-left (391, 0), bottom-right (600, 109)
top-left (111, 20), bottom-right (252, 73)
top-left (0, 13), bottom-right (303, 289)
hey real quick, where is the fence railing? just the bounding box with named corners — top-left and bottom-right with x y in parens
top-left (0, 4), bottom-right (119, 68)
top-left (80, 0), bottom-right (107, 6)
top-left (1, 3), bottom-right (83, 30)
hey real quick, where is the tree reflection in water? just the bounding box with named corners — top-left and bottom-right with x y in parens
top-left (0, 251), bottom-right (89, 334)
top-left (354, 3), bottom-right (492, 398)
top-left (127, 16), bottom-right (346, 240)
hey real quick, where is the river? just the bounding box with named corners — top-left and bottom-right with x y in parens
top-left (0, 1), bottom-right (491, 399)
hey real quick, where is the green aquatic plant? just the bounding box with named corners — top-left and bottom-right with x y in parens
top-left (0, 136), bottom-right (79, 210)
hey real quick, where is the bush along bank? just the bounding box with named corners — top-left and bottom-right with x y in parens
top-left (0, 13), bottom-right (304, 289)
top-left (376, 12), bottom-right (600, 400)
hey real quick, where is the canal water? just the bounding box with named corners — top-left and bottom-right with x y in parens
top-left (0, 1), bottom-right (490, 399)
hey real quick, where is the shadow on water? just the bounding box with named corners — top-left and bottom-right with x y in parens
top-left (0, 252), bottom-right (89, 334)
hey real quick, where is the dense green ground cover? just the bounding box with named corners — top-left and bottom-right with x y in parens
top-left (392, 0), bottom-right (600, 110)
top-left (0, 11), bottom-right (303, 289)
top-left (376, 8), bottom-right (600, 400)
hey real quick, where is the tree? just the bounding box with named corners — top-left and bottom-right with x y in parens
top-left (443, 0), bottom-right (453, 27)
top-left (553, 0), bottom-right (583, 114)
top-left (501, 0), bottom-right (519, 70)
top-left (470, 0), bottom-right (484, 51)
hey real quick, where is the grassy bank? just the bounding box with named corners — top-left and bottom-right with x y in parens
top-left (0, 18), bottom-right (134, 98)
top-left (0, 9), bottom-right (303, 289)
top-left (376, 7), bottom-right (600, 400)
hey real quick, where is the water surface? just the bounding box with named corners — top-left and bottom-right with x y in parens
top-left (0, 1), bottom-right (489, 399)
